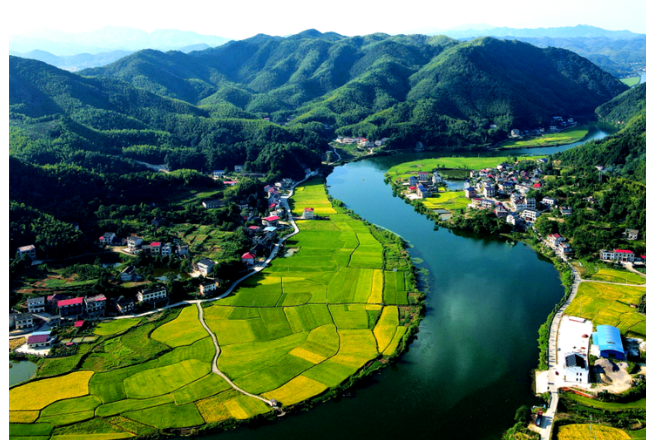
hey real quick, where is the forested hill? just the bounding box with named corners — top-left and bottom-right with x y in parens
top-left (79, 31), bottom-right (626, 148)
top-left (555, 83), bottom-right (646, 184)
top-left (9, 55), bottom-right (329, 176)
top-left (596, 82), bottom-right (646, 123)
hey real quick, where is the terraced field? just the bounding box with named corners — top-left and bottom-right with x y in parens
top-left (9, 178), bottom-right (419, 438)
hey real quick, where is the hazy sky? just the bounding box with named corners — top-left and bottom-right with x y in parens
top-left (8, 0), bottom-right (646, 38)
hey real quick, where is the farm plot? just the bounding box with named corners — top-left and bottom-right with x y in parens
top-left (556, 423), bottom-right (630, 440)
top-left (94, 319), bottom-right (140, 336)
top-left (10, 371), bottom-right (94, 411)
top-left (386, 156), bottom-right (543, 180)
top-left (384, 270), bottom-right (409, 305)
top-left (590, 268), bottom-right (645, 285)
top-left (123, 359), bottom-right (211, 399)
top-left (151, 305), bottom-right (208, 347)
top-left (564, 282), bottom-right (646, 336)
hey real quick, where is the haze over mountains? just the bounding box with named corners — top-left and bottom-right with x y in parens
top-left (412, 24), bottom-right (644, 40)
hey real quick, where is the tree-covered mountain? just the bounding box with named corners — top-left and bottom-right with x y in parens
top-left (9, 55), bottom-right (328, 177)
top-left (555, 83), bottom-right (646, 183)
top-left (80, 31), bottom-right (626, 148)
top-left (596, 82), bottom-right (646, 123)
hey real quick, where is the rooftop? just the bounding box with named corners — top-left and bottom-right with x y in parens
top-left (58, 297), bottom-right (84, 307)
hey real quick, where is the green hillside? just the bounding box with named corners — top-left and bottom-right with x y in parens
top-left (79, 31), bottom-right (626, 148)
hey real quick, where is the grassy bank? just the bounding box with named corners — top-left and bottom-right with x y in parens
top-left (497, 125), bottom-right (589, 149)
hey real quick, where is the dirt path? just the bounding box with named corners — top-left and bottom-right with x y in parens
top-left (196, 302), bottom-right (275, 407)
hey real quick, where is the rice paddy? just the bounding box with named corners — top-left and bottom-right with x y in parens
top-left (564, 282), bottom-right (646, 336)
top-left (557, 423), bottom-right (630, 440)
top-left (9, 178), bottom-right (416, 437)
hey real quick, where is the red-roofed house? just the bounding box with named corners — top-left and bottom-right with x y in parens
top-left (533, 183), bottom-right (542, 189)
top-left (58, 297), bottom-right (84, 319)
top-left (149, 242), bottom-right (162, 255)
top-left (600, 249), bottom-right (635, 262)
top-left (242, 252), bottom-right (256, 266)
top-left (303, 207), bottom-right (314, 219)
top-left (74, 320), bottom-right (85, 328)
top-left (614, 249), bottom-right (635, 262)
top-left (27, 334), bottom-right (51, 348)
top-left (262, 216), bottom-right (280, 227)
top-left (547, 234), bottom-right (564, 246)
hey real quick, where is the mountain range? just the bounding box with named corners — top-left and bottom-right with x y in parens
top-left (414, 24), bottom-right (644, 40)
top-left (9, 30), bottom-right (628, 175)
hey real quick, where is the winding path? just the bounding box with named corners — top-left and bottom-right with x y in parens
top-left (196, 302), bottom-right (274, 407)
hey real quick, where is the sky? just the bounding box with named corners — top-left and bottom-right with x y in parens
top-left (8, 0), bottom-right (646, 39)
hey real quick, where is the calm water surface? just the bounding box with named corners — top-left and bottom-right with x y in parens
top-left (192, 134), bottom-right (608, 440)
top-left (9, 360), bottom-right (38, 387)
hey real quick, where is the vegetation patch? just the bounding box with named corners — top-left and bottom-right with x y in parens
top-left (123, 402), bottom-right (204, 429)
top-left (263, 375), bottom-right (329, 406)
top-left (94, 319), bottom-right (140, 336)
top-left (151, 305), bottom-right (208, 347)
top-left (123, 359), bottom-right (211, 399)
top-left (556, 423), bottom-right (630, 439)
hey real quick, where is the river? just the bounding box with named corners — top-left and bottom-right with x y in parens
top-left (176, 129), bottom-right (610, 439)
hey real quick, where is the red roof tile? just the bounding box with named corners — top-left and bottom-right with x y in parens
top-left (150, 242), bottom-right (161, 247)
top-left (74, 320), bottom-right (85, 327)
top-left (28, 334), bottom-right (49, 344)
top-left (614, 249), bottom-right (634, 254)
top-left (242, 252), bottom-right (256, 259)
top-left (58, 297), bottom-right (84, 307)
top-left (263, 216), bottom-right (280, 222)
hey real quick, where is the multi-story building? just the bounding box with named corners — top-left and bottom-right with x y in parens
top-left (85, 295), bottom-right (107, 317)
top-left (58, 297), bottom-right (84, 319)
top-left (27, 296), bottom-right (46, 314)
top-left (137, 286), bottom-right (168, 303)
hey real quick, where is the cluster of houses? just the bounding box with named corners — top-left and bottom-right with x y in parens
top-left (510, 116), bottom-right (577, 138)
top-left (334, 137), bottom-right (389, 148)
top-left (405, 172), bottom-right (442, 198)
top-left (459, 160), bottom-right (578, 230)
top-left (114, 234), bottom-right (190, 258)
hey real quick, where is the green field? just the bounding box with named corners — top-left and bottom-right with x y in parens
top-left (590, 268), bottom-right (646, 285)
top-left (386, 155), bottom-right (544, 181)
top-left (621, 77), bottom-right (641, 87)
top-left (498, 125), bottom-right (589, 149)
top-left (564, 282), bottom-right (646, 336)
top-left (420, 191), bottom-right (471, 212)
top-left (9, 178), bottom-right (417, 438)
top-left (564, 393), bottom-right (646, 410)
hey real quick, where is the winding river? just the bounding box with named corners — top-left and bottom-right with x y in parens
top-left (180, 129), bottom-right (608, 439)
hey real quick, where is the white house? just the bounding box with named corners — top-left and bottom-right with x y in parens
top-left (510, 129), bottom-right (521, 137)
top-left (213, 170), bottom-right (225, 178)
top-left (199, 280), bottom-right (220, 296)
top-left (547, 234), bottom-right (564, 246)
top-left (127, 235), bottom-right (143, 250)
top-left (557, 242), bottom-right (573, 256)
top-left (241, 252), bottom-right (256, 266)
top-left (600, 249), bottom-right (635, 263)
top-left (522, 209), bottom-right (541, 223)
top-left (464, 187), bottom-right (477, 199)
top-left (17, 245), bottom-right (37, 260)
top-left (542, 197), bottom-right (557, 208)
top-left (626, 229), bottom-right (639, 241)
top-left (197, 259), bottom-right (216, 275)
top-left (137, 286), bottom-right (167, 303)
top-left (303, 208), bottom-right (315, 219)
top-left (99, 232), bottom-right (116, 245)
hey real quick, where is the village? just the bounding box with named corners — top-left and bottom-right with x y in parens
top-left (399, 158), bottom-right (645, 266)
top-left (9, 169), bottom-right (322, 359)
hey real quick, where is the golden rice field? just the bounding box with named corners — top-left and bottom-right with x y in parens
top-left (565, 282), bottom-right (646, 336)
top-left (557, 424), bottom-right (630, 440)
top-left (10, 371), bottom-right (94, 411)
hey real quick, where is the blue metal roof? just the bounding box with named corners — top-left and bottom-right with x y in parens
top-left (594, 325), bottom-right (624, 355)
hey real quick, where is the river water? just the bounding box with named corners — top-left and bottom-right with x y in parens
top-left (205, 132), bottom-right (614, 440)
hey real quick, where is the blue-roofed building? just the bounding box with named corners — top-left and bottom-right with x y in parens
top-left (592, 325), bottom-right (625, 360)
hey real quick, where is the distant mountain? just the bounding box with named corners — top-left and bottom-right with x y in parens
top-left (79, 31), bottom-right (625, 148)
top-left (9, 49), bottom-right (135, 71)
top-left (9, 26), bottom-right (230, 56)
top-left (420, 24), bottom-right (644, 41)
top-left (503, 36), bottom-right (646, 77)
